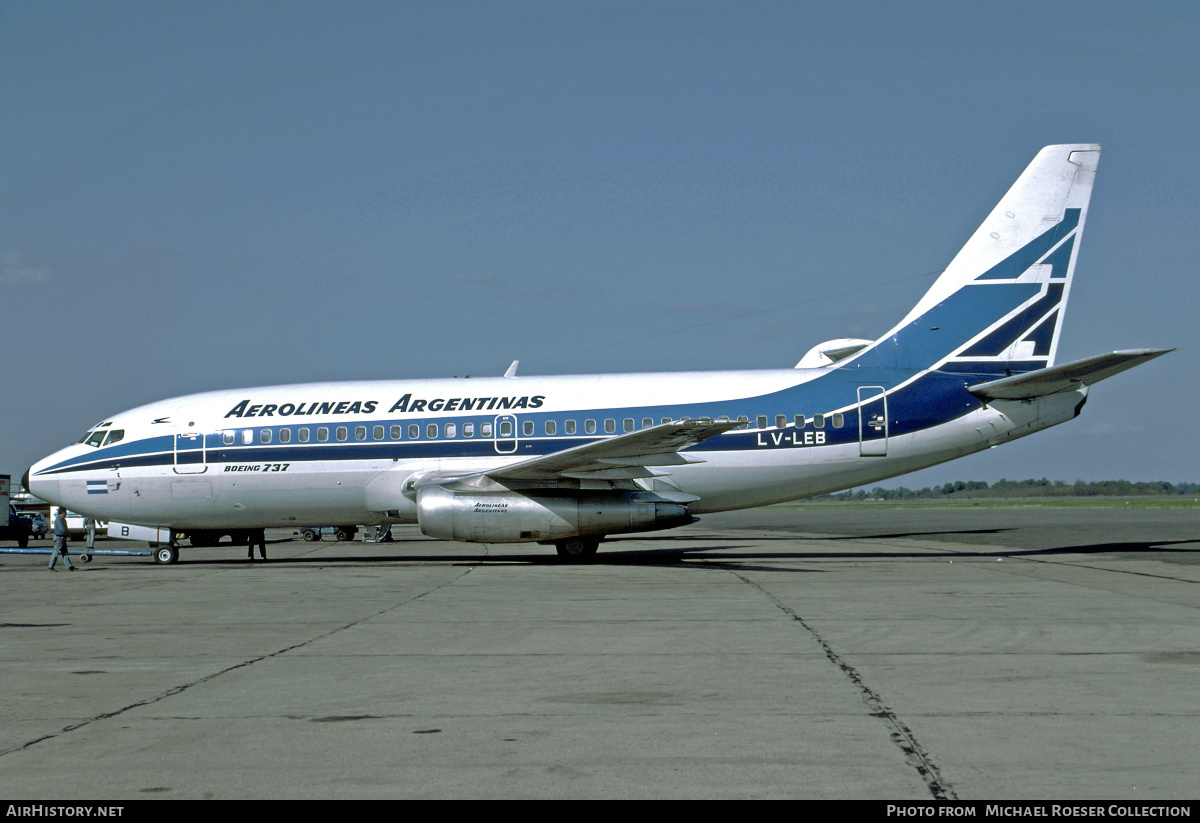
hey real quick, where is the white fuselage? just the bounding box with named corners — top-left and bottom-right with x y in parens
top-left (26, 367), bottom-right (1085, 534)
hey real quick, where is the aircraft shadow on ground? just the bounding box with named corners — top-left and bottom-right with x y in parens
top-left (169, 535), bottom-right (1200, 571)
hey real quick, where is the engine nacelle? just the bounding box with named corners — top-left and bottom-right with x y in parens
top-left (416, 486), bottom-right (692, 543)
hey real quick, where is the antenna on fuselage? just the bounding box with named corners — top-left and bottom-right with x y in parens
top-left (504, 360), bottom-right (519, 377)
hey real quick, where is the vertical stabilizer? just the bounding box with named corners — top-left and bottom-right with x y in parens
top-left (854, 145), bottom-right (1100, 374)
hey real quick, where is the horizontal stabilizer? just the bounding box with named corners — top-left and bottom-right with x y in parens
top-left (967, 349), bottom-right (1172, 401)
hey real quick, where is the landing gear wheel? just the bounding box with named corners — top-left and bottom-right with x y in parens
top-left (555, 536), bottom-right (599, 561)
top-left (335, 528), bottom-right (350, 542)
top-left (79, 554), bottom-right (91, 563)
top-left (154, 545), bottom-right (179, 565)
top-left (302, 529), bottom-right (317, 542)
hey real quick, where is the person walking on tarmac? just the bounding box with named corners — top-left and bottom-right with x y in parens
top-left (246, 529), bottom-right (267, 561)
top-left (84, 516), bottom-right (96, 550)
top-left (48, 507), bottom-right (74, 571)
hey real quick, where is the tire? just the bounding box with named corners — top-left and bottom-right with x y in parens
top-left (154, 546), bottom-right (179, 565)
top-left (335, 528), bottom-right (350, 542)
top-left (79, 554), bottom-right (91, 563)
top-left (555, 536), bottom-right (599, 561)
top-left (302, 530), bottom-right (317, 542)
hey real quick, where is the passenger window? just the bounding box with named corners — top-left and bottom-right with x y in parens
top-left (104, 430), bottom-right (124, 446)
top-left (795, 414), bottom-right (806, 429)
top-left (481, 422), bottom-right (493, 437)
top-left (717, 416), bottom-right (729, 423)
top-left (223, 431), bottom-right (235, 445)
top-left (832, 413), bottom-right (844, 428)
top-left (564, 419), bottom-right (576, 435)
top-left (813, 414), bottom-right (825, 429)
top-left (736, 415), bottom-right (749, 429)
top-left (756, 415), bottom-right (768, 429)
top-left (604, 419), bottom-right (616, 433)
top-left (446, 423), bottom-right (456, 438)
top-left (776, 415), bottom-right (787, 429)
top-left (299, 428), bottom-right (310, 442)
top-left (260, 429), bottom-right (272, 444)
top-left (623, 418), bottom-right (634, 433)
top-left (545, 420), bottom-right (556, 435)
top-left (642, 418), bottom-right (654, 429)
top-left (336, 426), bottom-right (348, 441)
top-left (522, 421), bottom-right (534, 436)
top-left (390, 425), bottom-right (401, 440)
top-left (355, 426), bottom-right (366, 441)
top-left (427, 424), bottom-right (438, 439)
top-left (408, 424), bottom-right (419, 439)
top-left (662, 417), bottom-right (672, 425)
top-left (279, 428), bottom-right (291, 443)
top-left (243, 429), bottom-right (254, 445)
top-left (585, 419), bottom-right (596, 434)
top-left (317, 427), bottom-right (329, 442)
top-left (499, 421), bottom-right (512, 437)
top-left (463, 422), bottom-right (474, 437)
top-left (374, 425), bottom-right (385, 440)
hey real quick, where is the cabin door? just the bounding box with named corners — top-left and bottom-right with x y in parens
top-left (857, 386), bottom-right (889, 457)
top-left (174, 426), bottom-right (208, 474)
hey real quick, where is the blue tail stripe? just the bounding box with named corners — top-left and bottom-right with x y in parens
top-left (1042, 236), bottom-right (1075, 279)
top-left (853, 283), bottom-right (1042, 370)
top-left (1022, 310), bottom-right (1059, 356)
top-left (975, 209), bottom-right (1080, 280)
top-left (959, 284), bottom-right (1064, 358)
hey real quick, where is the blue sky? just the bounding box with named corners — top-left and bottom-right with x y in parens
top-left (2, 1), bottom-right (1196, 487)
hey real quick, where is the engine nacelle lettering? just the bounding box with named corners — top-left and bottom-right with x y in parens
top-left (415, 486), bottom-right (691, 543)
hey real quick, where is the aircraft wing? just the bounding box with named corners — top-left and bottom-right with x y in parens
top-left (482, 419), bottom-right (740, 482)
top-left (968, 349), bottom-right (1172, 401)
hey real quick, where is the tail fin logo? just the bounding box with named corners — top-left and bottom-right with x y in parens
top-left (838, 145), bottom-right (1098, 375)
top-left (953, 206), bottom-right (1084, 366)
top-left (975, 208), bottom-right (1081, 281)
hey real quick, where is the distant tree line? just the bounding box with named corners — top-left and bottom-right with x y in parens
top-left (816, 479), bottom-right (1200, 501)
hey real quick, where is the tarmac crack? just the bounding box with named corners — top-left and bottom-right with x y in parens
top-left (723, 567), bottom-right (958, 801)
top-left (0, 566), bottom-right (474, 758)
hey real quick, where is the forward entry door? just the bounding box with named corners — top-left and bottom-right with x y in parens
top-left (173, 427), bottom-right (208, 474)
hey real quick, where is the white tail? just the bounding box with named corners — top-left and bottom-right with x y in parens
top-left (852, 144), bottom-right (1100, 375)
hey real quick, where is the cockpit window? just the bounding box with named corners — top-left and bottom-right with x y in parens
top-left (78, 431), bottom-right (94, 444)
top-left (84, 431), bottom-right (107, 448)
top-left (103, 429), bottom-right (124, 447)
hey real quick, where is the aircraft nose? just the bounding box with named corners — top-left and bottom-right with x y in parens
top-left (24, 455), bottom-right (63, 507)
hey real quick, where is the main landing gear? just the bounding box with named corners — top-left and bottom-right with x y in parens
top-left (554, 536), bottom-right (600, 561)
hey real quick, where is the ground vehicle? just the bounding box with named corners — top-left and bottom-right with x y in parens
top-left (21, 512), bottom-right (47, 539)
top-left (300, 526), bottom-right (358, 542)
top-left (0, 476), bottom-right (32, 548)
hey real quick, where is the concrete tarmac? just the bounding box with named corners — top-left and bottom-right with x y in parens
top-left (1, 505), bottom-right (1197, 799)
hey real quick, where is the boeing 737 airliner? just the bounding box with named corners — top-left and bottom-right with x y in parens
top-left (25, 144), bottom-right (1170, 562)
